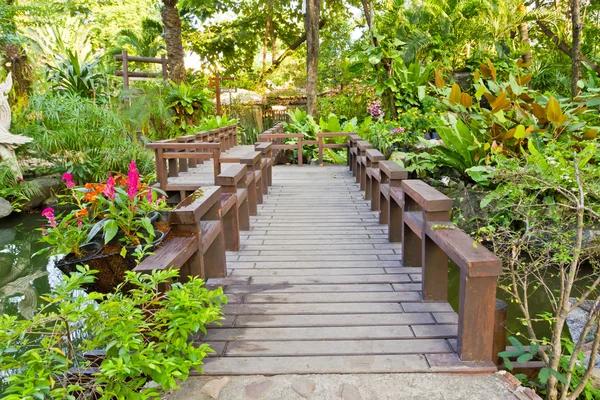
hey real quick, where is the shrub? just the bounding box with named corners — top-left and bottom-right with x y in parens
top-left (0, 266), bottom-right (226, 399)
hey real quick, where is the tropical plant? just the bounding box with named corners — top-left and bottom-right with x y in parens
top-left (480, 140), bottom-right (600, 400)
top-left (166, 81), bottom-right (214, 129)
top-left (0, 266), bottom-right (226, 399)
top-left (197, 114), bottom-right (238, 130)
top-left (283, 108), bottom-right (318, 139)
top-left (13, 93), bottom-right (155, 183)
top-left (112, 18), bottom-right (165, 59)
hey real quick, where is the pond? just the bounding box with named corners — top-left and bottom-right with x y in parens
top-left (0, 213), bottom-right (62, 320)
top-left (0, 212), bottom-right (585, 342)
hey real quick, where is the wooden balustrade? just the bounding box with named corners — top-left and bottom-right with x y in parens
top-left (378, 161), bottom-right (409, 242)
top-left (344, 137), bottom-right (503, 364)
top-left (241, 152), bottom-right (264, 207)
top-left (255, 142), bottom-right (273, 190)
top-left (348, 134), bottom-right (361, 173)
top-left (134, 186), bottom-right (227, 287)
top-left (316, 132), bottom-right (351, 165)
top-left (258, 132), bottom-right (304, 166)
top-left (365, 148), bottom-right (384, 203)
top-left (356, 141), bottom-right (373, 190)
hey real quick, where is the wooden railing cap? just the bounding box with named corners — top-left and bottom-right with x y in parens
top-left (425, 221), bottom-right (502, 277)
top-left (366, 148), bottom-right (385, 161)
top-left (258, 133), bottom-right (303, 139)
top-left (317, 132), bottom-right (352, 138)
top-left (357, 141), bottom-right (373, 151)
top-left (215, 164), bottom-right (247, 186)
top-left (240, 151), bottom-right (262, 164)
top-left (255, 142), bottom-right (273, 152)
top-left (169, 186), bottom-right (221, 225)
top-left (379, 161), bottom-right (409, 180)
top-left (146, 142), bottom-right (221, 150)
top-left (401, 179), bottom-right (452, 212)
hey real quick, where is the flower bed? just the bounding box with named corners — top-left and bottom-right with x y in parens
top-left (38, 160), bottom-right (171, 292)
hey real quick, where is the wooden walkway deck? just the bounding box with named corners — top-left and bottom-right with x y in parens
top-left (200, 165), bottom-right (496, 375)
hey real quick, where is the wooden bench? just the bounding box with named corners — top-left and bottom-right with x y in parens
top-left (316, 132), bottom-right (352, 165)
top-left (378, 161), bottom-right (409, 240)
top-left (392, 179), bottom-right (502, 362)
top-left (356, 141), bottom-right (373, 190)
top-left (365, 148), bottom-right (384, 203)
top-left (134, 186), bottom-right (227, 286)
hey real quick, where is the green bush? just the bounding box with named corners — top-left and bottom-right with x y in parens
top-left (0, 266), bottom-right (226, 399)
top-left (14, 93), bottom-right (154, 183)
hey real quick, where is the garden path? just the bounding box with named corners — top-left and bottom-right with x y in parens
top-left (199, 165), bottom-right (495, 375)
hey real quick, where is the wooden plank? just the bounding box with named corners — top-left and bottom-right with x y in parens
top-left (220, 339), bottom-right (451, 357)
top-left (412, 325), bottom-right (458, 338)
top-left (230, 268), bottom-right (389, 276)
top-left (221, 302), bottom-right (403, 315)
top-left (244, 292), bottom-right (421, 303)
top-left (202, 325), bottom-right (415, 341)
top-left (425, 221), bottom-right (502, 277)
top-left (401, 180), bottom-right (452, 212)
top-left (379, 161), bottom-right (409, 180)
top-left (249, 274), bottom-right (411, 285)
top-left (224, 283), bottom-right (395, 293)
top-left (230, 313), bottom-right (435, 327)
top-left (134, 236), bottom-right (198, 272)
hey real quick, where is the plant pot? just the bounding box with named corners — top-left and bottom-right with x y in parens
top-left (125, 230), bottom-right (166, 253)
top-left (56, 241), bottom-right (103, 271)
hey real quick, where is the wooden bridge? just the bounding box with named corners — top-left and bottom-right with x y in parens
top-left (139, 124), bottom-right (505, 376)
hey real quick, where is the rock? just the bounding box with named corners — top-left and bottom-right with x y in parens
top-left (0, 197), bottom-right (12, 219)
top-left (591, 368), bottom-right (600, 390)
top-left (201, 377), bottom-right (230, 399)
top-left (0, 228), bottom-right (15, 246)
top-left (42, 193), bottom-right (59, 207)
top-left (341, 383), bottom-right (362, 400)
top-left (143, 380), bottom-right (161, 389)
top-left (244, 380), bottom-right (272, 399)
top-left (21, 174), bottom-right (62, 211)
top-left (291, 378), bottom-right (315, 398)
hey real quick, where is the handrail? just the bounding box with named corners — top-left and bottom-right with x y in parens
top-left (347, 134), bottom-right (503, 364)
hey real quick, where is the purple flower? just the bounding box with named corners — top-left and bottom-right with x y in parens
top-left (62, 172), bottom-right (75, 189)
top-left (368, 101), bottom-right (385, 120)
top-left (127, 159), bottom-right (140, 200)
top-left (147, 188), bottom-right (153, 202)
top-left (390, 127), bottom-right (405, 135)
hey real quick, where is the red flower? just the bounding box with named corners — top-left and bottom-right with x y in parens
top-left (62, 172), bottom-right (75, 189)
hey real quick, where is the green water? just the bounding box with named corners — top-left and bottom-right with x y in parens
top-left (0, 213), bottom-right (59, 320)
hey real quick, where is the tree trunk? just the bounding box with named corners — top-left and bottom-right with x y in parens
top-left (519, 23), bottom-right (532, 63)
top-left (162, 0), bottom-right (186, 83)
top-left (571, 0), bottom-right (583, 97)
top-left (305, 0), bottom-right (320, 117)
top-left (263, 0), bottom-right (272, 73)
top-left (536, 21), bottom-right (600, 77)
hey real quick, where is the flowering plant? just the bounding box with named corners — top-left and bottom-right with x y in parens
top-left (368, 100), bottom-right (385, 120)
top-left (39, 160), bottom-right (169, 258)
top-left (93, 160), bottom-right (169, 247)
top-left (39, 206), bottom-right (91, 256)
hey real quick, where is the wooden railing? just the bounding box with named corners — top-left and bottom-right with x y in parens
top-left (347, 135), bottom-right (504, 363)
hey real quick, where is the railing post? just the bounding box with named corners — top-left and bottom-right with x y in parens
top-left (241, 152), bottom-right (262, 212)
top-left (318, 135), bottom-right (324, 165)
top-left (297, 136), bottom-right (303, 166)
top-left (493, 299), bottom-right (508, 366)
top-left (169, 187), bottom-right (227, 279)
top-left (356, 141), bottom-right (372, 190)
top-left (458, 273), bottom-right (498, 361)
top-left (365, 149), bottom-right (384, 203)
top-left (348, 134), bottom-right (361, 175)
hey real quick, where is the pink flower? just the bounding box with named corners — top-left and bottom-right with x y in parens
top-left (103, 174), bottom-right (116, 200)
top-left (127, 159), bottom-right (140, 200)
top-left (390, 127), bottom-right (405, 135)
top-left (147, 189), bottom-right (153, 202)
top-left (41, 226), bottom-right (47, 236)
top-left (41, 208), bottom-right (57, 228)
top-left (62, 172), bottom-right (75, 189)
top-left (77, 219), bottom-right (83, 229)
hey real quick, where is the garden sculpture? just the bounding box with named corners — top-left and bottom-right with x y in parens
top-left (0, 73), bottom-right (32, 178)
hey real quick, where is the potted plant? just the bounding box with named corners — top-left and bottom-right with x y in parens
top-left (39, 160), bottom-right (171, 293)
